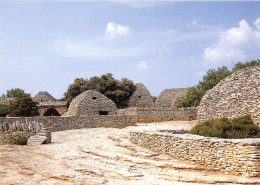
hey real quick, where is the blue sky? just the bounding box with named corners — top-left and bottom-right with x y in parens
top-left (0, 1), bottom-right (259, 99)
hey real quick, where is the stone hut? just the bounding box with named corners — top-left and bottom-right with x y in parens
top-left (0, 98), bottom-right (15, 105)
top-left (128, 83), bottom-right (154, 108)
top-left (33, 91), bottom-right (67, 116)
top-left (33, 91), bottom-right (56, 103)
top-left (66, 90), bottom-right (118, 116)
top-left (198, 66), bottom-right (260, 125)
top-left (155, 88), bottom-right (187, 109)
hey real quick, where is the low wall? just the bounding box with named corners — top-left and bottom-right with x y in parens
top-left (0, 121), bottom-right (51, 144)
top-left (118, 107), bottom-right (197, 122)
top-left (0, 132), bottom-right (33, 143)
top-left (130, 131), bottom-right (260, 177)
top-left (0, 107), bottom-right (197, 132)
top-left (0, 116), bottom-right (139, 132)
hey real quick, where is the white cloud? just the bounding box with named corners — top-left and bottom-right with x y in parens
top-left (191, 18), bottom-right (199, 25)
top-left (105, 22), bottom-right (130, 40)
top-left (203, 18), bottom-right (260, 65)
top-left (254, 17), bottom-right (260, 30)
top-left (50, 37), bottom-right (149, 59)
top-left (107, 0), bottom-right (160, 8)
top-left (138, 61), bottom-right (148, 69)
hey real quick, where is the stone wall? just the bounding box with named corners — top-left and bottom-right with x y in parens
top-left (130, 131), bottom-right (260, 177)
top-left (155, 88), bottom-right (187, 108)
top-left (66, 90), bottom-right (118, 116)
top-left (0, 116), bottom-right (138, 132)
top-left (119, 107), bottom-right (197, 122)
top-left (128, 83), bottom-right (154, 108)
top-left (198, 66), bottom-right (260, 125)
top-left (0, 98), bottom-right (15, 105)
top-left (0, 107), bottom-right (197, 132)
top-left (0, 121), bottom-right (51, 144)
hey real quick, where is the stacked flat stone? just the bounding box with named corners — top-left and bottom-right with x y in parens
top-left (0, 97), bottom-right (15, 105)
top-left (66, 90), bottom-right (118, 116)
top-left (33, 91), bottom-right (56, 103)
top-left (155, 88), bottom-right (187, 108)
top-left (0, 107), bottom-right (196, 132)
top-left (128, 83), bottom-right (154, 108)
top-left (0, 120), bottom-right (51, 144)
top-left (198, 66), bottom-right (260, 125)
top-left (130, 130), bottom-right (260, 177)
top-left (27, 128), bottom-right (51, 145)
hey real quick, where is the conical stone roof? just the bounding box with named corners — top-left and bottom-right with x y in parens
top-left (128, 83), bottom-right (154, 108)
top-left (155, 88), bottom-right (187, 108)
top-left (33, 91), bottom-right (56, 103)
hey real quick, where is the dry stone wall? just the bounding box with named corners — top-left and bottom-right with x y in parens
top-left (130, 131), bottom-right (260, 177)
top-left (128, 83), bottom-right (154, 108)
top-left (155, 88), bottom-right (187, 108)
top-left (0, 98), bottom-right (15, 105)
top-left (0, 120), bottom-right (51, 144)
top-left (198, 66), bottom-right (260, 125)
top-left (119, 107), bottom-right (197, 122)
top-left (0, 107), bottom-right (197, 132)
top-left (66, 90), bottom-right (118, 116)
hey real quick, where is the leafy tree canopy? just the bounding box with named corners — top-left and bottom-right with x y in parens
top-left (6, 88), bottom-right (25, 98)
top-left (177, 59), bottom-right (260, 108)
top-left (64, 73), bottom-right (136, 108)
top-left (9, 93), bottom-right (39, 117)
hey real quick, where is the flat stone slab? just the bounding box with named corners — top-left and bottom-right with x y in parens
top-left (27, 135), bottom-right (49, 145)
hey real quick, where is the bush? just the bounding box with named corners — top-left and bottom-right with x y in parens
top-left (0, 104), bottom-right (9, 117)
top-left (190, 115), bottom-right (260, 139)
top-left (9, 94), bottom-right (39, 117)
top-left (12, 136), bottom-right (27, 145)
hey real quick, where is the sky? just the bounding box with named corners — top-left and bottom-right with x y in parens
top-left (0, 1), bottom-right (259, 99)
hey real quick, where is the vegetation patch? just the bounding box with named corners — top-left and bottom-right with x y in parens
top-left (177, 59), bottom-right (260, 107)
top-left (190, 115), bottom-right (260, 139)
top-left (0, 104), bottom-right (9, 117)
top-left (12, 136), bottom-right (28, 145)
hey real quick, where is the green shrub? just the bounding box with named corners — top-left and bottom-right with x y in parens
top-left (9, 94), bottom-right (39, 117)
top-left (190, 115), bottom-right (260, 139)
top-left (0, 104), bottom-right (9, 117)
top-left (12, 136), bottom-right (28, 145)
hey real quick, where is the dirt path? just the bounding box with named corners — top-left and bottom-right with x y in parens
top-left (0, 121), bottom-right (259, 185)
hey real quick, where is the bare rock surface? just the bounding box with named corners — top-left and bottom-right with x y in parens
top-left (1, 120), bottom-right (259, 185)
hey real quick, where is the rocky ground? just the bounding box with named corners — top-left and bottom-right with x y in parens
top-left (1, 121), bottom-right (260, 185)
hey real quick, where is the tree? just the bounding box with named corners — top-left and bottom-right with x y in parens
top-left (177, 59), bottom-right (260, 108)
top-left (9, 94), bottom-right (39, 117)
top-left (6, 88), bottom-right (25, 98)
top-left (64, 73), bottom-right (136, 108)
top-left (63, 78), bottom-right (87, 103)
top-left (177, 66), bottom-right (232, 107)
top-left (83, 73), bottom-right (135, 108)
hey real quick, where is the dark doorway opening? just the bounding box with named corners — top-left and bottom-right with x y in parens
top-left (44, 108), bottom-right (61, 116)
top-left (99, 111), bottom-right (108, 115)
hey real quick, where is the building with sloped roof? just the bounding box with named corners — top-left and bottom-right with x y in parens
top-left (155, 88), bottom-right (187, 109)
top-left (128, 83), bottom-right (154, 108)
top-left (33, 91), bottom-right (56, 103)
top-left (66, 90), bottom-right (117, 116)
